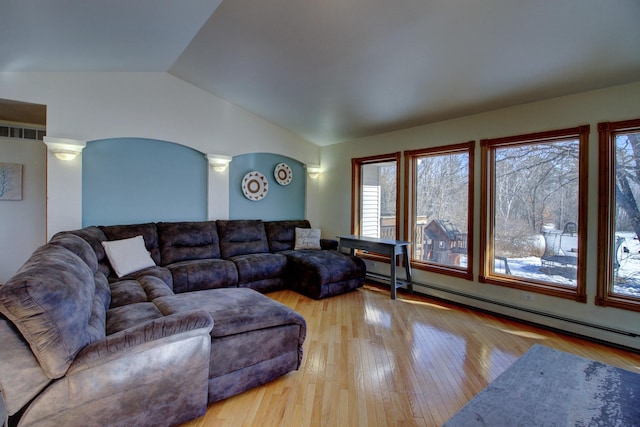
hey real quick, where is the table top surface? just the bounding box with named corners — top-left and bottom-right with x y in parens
top-left (337, 234), bottom-right (411, 246)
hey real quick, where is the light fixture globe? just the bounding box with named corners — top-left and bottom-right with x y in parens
top-left (43, 137), bottom-right (86, 161)
top-left (206, 154), bottom-right (232, 172)
top-left (306, 165), bottom-right (321, 179)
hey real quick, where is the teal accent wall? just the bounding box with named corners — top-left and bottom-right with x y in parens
top-left (230, 153), bottom-right (305, 220)
top-left (83, 138), bottom-right (207, 226)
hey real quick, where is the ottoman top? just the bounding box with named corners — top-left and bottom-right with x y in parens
top-left (154, 288), bottom-right (306, 338)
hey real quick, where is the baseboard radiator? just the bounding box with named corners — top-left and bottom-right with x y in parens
top-left (365, 273), bottom-right (639, 351)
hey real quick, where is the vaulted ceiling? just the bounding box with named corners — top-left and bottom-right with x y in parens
top-left (2, 0), bottom-right (639, 145)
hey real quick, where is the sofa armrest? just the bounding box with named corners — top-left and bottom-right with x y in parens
top-left (18, 311), bottom-right (214, 427)
top-left (320, 238), bottom-right (338, 250)
top-left (70, 310), bottom-right (213, 373)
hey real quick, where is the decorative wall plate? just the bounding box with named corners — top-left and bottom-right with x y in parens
top-left (242, 171), bottom-right (269, 201)
top-left (274, 162), bottom-right (293, 186)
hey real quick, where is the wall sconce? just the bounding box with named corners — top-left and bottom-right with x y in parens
top-left (306, 165), bottom-right (321, 179)
top-left (207, 154), bottom-right (232, 172)
top-left (43, 136), bottom-right (86, 161)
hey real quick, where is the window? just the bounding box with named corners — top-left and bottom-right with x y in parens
top-left (352, 153), bottom-right (400, 260)
top-left (405, 142), bottom-right (474, 279)
top-left (480, 126), bottom-right (589, 302)
top-left (597, 119), bottom-right (640, 312)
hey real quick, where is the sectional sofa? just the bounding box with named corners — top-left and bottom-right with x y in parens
top-left (0, 219), bottom-right (366, 427)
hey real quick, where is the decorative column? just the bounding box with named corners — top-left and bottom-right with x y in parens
top-left (43, 137), bottom-right (86, 239)
top-left (206, 154), bottom-right (232, 220)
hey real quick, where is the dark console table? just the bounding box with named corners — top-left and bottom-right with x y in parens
top-left (337, 235), bottom-right (412, 299)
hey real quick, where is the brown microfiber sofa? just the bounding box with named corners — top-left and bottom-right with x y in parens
top-left (0, 219), bottom-right (365, 427)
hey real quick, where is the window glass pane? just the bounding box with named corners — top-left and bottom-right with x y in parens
top-left (414, 152), bottom-right (469, 269)
top-left (493, 139), bottom-right (579, 287)
top-left (360, 162), bottom-right (396, 239)
top-left (613, 130), bottom-right (640, 299)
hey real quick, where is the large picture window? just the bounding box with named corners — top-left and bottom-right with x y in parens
top-left (597, 119), bottom-right (640, 312)
top-left (351, 153), bottom-right (400, 260)
top-left (405, 142), bottom-right (474, 280)
top-left (480, 126), bottom-right (588, 302)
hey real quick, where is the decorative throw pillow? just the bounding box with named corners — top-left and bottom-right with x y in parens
top-left (101, 235), bottom-right (156, 278)
top-left (294, 227), bottom-right (321, 250)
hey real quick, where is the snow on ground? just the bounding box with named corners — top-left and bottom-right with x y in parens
top-left (492, 232), bottom-right (640, 298)
top-left (495, 256), bottom-right (577, 286)
top-left (613, 232), bottom-right (640, 297)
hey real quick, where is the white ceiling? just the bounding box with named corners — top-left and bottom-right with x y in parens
top-left (2, 0), bottom-right (639, 145)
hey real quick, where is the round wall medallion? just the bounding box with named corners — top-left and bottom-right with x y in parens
top-left (242, 171), bottom-right (269, 201)
top-left (274, 163), bottom-right (293, 185)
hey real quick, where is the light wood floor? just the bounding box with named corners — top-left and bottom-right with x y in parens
top-left (181, 283), bottom-right (640, 427)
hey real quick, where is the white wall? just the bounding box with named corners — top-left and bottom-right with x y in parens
top-left (0, 72), bottom-right (321, 237)
top-left (0, 137), bottom-right (46, 283)
top-left (319, 81), bottom-right (640, 349)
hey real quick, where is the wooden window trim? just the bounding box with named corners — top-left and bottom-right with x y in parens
top-left (403, 141), bottom-right (475, 280)
top-left (479, 126), bottom-right (589, 302)
top-left (597, 118), bottom-right (640, 312)
top-left (351, 152), bottom-right (401, 263)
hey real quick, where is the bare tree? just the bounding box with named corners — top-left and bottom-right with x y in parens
top-left (494, 140), bottom-right (579, 254)
top-left (415, 152), bottom-right (468, 229)
top-left (379, 165), bottom-right (396, 216)
top-left (615, 132), bottom-right (640, 239)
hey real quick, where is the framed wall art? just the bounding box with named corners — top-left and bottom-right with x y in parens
top-left (0, 162), bottom-right (22, 201)
top-left (241, 170), bottom-right (269, 201)
top-left (274, 162), bottom-right (292, 185)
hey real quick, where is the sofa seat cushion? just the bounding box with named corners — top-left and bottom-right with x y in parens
top-left (110, 280), bottom-right (148, 306)
top-left (154, 288), bottom-right (306, 338)
top-left (106, 302), bottom-right (164, 335)
top-left (109, 275), bottom-right (174, 308)
top-left (229, 253), bottom-right (288, 285)
top-left (112, 265), bottom-right (173, 288)
top-left (167, 259), bottom-right (238, 293)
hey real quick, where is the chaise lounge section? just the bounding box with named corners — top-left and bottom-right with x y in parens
top-left (264, 220), bottom-right (367, 299)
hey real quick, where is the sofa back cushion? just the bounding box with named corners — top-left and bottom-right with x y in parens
top-left (217, 220), bottom-right (269, 258)
top-left (50, 233), bottom-right (99, 272)
top-left (0, 243), bottom-right (106, 379)
top-left (157, 221), bottom-right (221, 265)
top-left (101, 222), bottom-right (161, 267)
top-left (53, 226), bottom-right (111, 277)
top-left (49, 233), bottom-right (111, 314)
top-left (264, 220), bottom-right (311, 252)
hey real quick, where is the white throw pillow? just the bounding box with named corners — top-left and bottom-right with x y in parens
top-left (294, 227), bottom-right (321, 250)
top-left (101, 235), bottom-right (156, 278)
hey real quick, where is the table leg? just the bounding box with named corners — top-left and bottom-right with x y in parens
top-left (403, 246), bottom-right (412, 293)
top-left (390, 250), bottom-right (397, 300)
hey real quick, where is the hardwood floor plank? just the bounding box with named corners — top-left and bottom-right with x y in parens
top-left (180, 284), bottom-right (640, 427)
